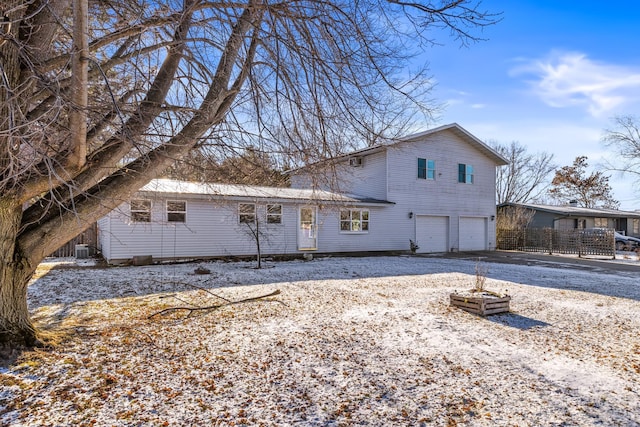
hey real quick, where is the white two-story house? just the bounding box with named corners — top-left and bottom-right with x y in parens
top-left (97, 123), bottom-right (508, 263)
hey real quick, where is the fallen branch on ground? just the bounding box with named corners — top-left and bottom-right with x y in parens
top-left (148, 289), bottom-right (282, 319)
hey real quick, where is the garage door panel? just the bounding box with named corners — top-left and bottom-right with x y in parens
top-left (459, 217), bottom-right (487, 251)
top-left (416, 216), bottom-right (449, 253)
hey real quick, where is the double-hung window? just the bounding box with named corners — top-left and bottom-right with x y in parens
top-left (340, 209), bottom-right (369, 232)
top-left (458, 164), bottom-right (474, 184)
top-left (239, 203), bottom-right (256, 224)
top-left (266, 204), bottom-right (282, 224)
top-left (594, 217), bottom-right (608, 228)
top-left (130, 199), bottom-right (151, 222)
top-left (418, 158), bottom-right (435, 180)
top-left (167, 201), bottom-right (186, 223)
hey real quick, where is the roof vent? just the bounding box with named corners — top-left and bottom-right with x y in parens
top-left (568, 200), bottom-right (578, 207)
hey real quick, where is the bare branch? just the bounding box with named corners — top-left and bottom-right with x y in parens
top-left (148, 289), bottom-right (282, 319)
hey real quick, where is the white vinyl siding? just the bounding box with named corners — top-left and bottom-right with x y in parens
top-left (102, 199), bottom-right (302, 263)
top-left (290, 150), bottom-right (388, 200)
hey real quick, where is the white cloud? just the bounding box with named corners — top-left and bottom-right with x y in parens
top-left (511, 51), bottom-right (640, 117)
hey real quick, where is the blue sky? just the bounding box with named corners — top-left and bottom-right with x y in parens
top-left (422, 1), bottom-right (640, 209)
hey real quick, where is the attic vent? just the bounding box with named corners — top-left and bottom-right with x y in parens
top-left (349, 157), bottom-right (363, 167)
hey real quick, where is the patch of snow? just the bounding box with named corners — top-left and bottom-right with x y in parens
top-left (0, 255), bottom-right (638, 426)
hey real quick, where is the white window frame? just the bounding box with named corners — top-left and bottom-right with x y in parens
top-left (266, 204), bottom-right (283, 224)
top-left (130, 199), bottom-right (151, 223)
top-left (167, 200), bottom-right (187, 223)
top-left (340, 209), bottom-right (369, 233)
top-left (239, 203), bottom-right (256, 224)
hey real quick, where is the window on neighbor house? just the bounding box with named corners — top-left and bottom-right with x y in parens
top-left (266, 204), bottom-right (282, 224)
top-left (594, 217), bottom-right (608, 228)
top-left (633, 219), bottom-right (640, 235)
top-left (458, 164), bottom-right (474, 184)
top-left (130, 199), bottom-right (151, 222)
top-left (418, 158), bottom-right (436, 180)
top-left (167, 200), bottom-right (186, 223)
top-left (340, 209), bottom-right (369, 232)
top-left (239, 203), bottom-right (256, 224)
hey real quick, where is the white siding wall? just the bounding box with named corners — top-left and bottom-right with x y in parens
top-left (380, 129), bottom-right (498, 251)
top-left (101, 197), bottom-right (300, 263)
top-left (290, 150), bottom-right (388, 200)
top-left (314, 205), bottom-right (390, 253)
top-left (97, 216), bottom-right (111, 261)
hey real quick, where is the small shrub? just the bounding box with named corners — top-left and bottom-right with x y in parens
top-left (474, 260), bottom-right (488, 292)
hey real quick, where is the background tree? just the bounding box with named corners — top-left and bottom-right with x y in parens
top-left (165, 148), bottom-right (289, 186)
top-left (548, 156), bottom-right (619, 208)
top-left (603, 115), bottom-right (640, 189)
top-left (0, 0), bottom-right (497, 347)
top-left (491, 141), bottom-right (556, 204)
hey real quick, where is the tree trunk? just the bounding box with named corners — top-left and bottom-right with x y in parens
top-left (0, 200), bottom-right (39, 347)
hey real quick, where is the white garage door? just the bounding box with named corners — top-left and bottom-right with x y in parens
top-left (459, 217), bottom-right (487, 251)
top-left (415, 215), bottom-right (449, 253)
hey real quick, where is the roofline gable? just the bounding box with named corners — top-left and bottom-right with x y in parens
top-left (285, 122), bottom-right (508, 174)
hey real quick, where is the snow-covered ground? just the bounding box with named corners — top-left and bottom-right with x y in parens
top-left (1, 254), bottom-right (639, 426)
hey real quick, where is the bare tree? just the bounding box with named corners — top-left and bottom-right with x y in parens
top-left (491, 141), bottom-right (556, 204)
top-left (0, 0), bottom-right (498, 347)
top-left (602, 115), bottom-right (640, 188)
top-left (496, 204), bottom-right (535, 230)
top-left (165, 147), bottom-right (289, 186)
top-left (548, 156), bottom-right (619, 209)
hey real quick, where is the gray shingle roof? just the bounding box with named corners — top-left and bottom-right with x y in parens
top-left (499, 202), bottom-right (640, 218)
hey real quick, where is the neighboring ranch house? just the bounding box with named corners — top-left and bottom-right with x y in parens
top-left (97, 123), bottom-right (508, 264)
top-left (498, 202), bottom-right (640, 238)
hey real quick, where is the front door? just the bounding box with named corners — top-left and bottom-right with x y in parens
top-left (298, 207), bottom-right (317, 250)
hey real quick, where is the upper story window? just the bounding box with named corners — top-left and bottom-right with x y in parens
top-left (458, 164), bottom-right (474, 184)
top-left (418, 158), bottom-right (435, 180)
top-left (340, 209), bottom-right (369, 232)
top-left (130, 199), bottom-right (151, 222)
top-left (239, 203), bottom-right (256, 224)
top-left (167, 200), bottom-right (186, 223)
top-left (266, 204), bottom-right (282, 224)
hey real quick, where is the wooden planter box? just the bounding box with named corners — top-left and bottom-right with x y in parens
top-left (450, 293), bottom-right (511, 316)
